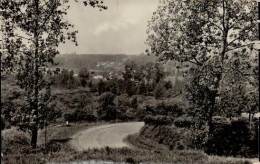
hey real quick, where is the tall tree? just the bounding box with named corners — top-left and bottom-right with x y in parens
top-left (98, 79), bottom-right (106, 95)
top-left (79, 67), bottom-right (90, 88)
top-left (0, 0), bottom-right (106, 148)
top-left (123, 62), bottom-right (136, 96)
top-left (98, 92), bottom-right (116, 121)
top-left (146, 0), bottom-right (258, 133)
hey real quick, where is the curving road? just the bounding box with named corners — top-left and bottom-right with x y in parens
top-left (69, 122), bottom-right (144, 151)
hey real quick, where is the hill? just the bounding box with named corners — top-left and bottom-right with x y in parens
top-left (54, 54), bottom-right (157, 73)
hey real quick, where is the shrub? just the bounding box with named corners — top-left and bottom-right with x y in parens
top-left (205, 117), bottom-right (257, 157)
top-left (116, 108), bottom-right (136, 121)
top-left (189, 122), bottom-right (209, 150)
top-left (131, 97), bottom-right (138, 109)
top-left (139, 125), bottom-right (181, 150)
top-left (134, 107), bottom-right (146, 121)
top-left (64, 113), bottom-right (73, 122)
top-left (2, 128), bottom-right (30, 154)
top-left (229, 117), bottom-right (256, 157)
top-left (174, 116), bottom-right (196, 128)
top-left (146, 102), bottom-right (185, 118)
top-left (99, 106), bottom-right (118, 121)
top-left (251, 117), bottom-right (258, 155)
top-left (176, 141), bottom-right (185, 150)
top-left (125, 157), bottom-right (136, 164)
top-left (205, 117), bottom-right (232, 156)
top-left (64, 110), bottom-right (97, 122)
top-left (144, 115), bottom-right (173, 125)
top-left (75, 110), bottom-right (97, 122)
top-left (98, 92), bottom-right (117, 121)
top-left (47, 109), bottom-right (62, 122)
top-left (154, 82), bottom-right (166, 99)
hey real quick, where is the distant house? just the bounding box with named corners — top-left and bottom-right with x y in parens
top-left (74, 74), bottom-right (78, 77)
top-left (93, 75), bottom-right (104, 80)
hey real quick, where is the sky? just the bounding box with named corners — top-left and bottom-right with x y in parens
top-left (58, 0), bottom-right (160, 55)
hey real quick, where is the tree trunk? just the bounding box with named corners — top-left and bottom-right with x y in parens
top-left (208, 92), bottom-right (216, 134)
top-left (207, 9), bottom-right (229, 133)
top-left (31, 126), bottom-right (38, 149)
top-left (31, 0), bottom-right (39, 149)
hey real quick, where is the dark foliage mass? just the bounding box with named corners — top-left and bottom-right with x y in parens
top-left (205, 117), bottom-right (258, 157)
top-left (144, 115), bottom-right (173, 125)
top-left (174, 117), bottom-right (196, 128)
top-left (143, 102), bottom-right (185, 126)
top-left (50, 61), bottom-right (176, 99)
top-left (142, 116), bottom-right (258, 158)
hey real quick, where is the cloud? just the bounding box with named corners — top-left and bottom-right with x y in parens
top-left (93, 23), bottom-right (110, 36)
top-left (58, 0), bottom-right (160, 54)
top-left (93, 21), bottom-right (129, 36)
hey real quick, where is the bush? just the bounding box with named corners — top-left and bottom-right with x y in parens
top-left (116, 107), bottom-right (136, 121)
top-left (144, 115), bottom-right (173, 125)
top-left (205, 117), bottom-right (232, 156)
top-left (98, 106), bottom-right (118, 121)
top-left (205, 117), bottom-right (257, 157)
top-left (64, 110), bottom-right (97, 122)
top-left (139, 125), bottom-right (181, 150)
top-left (174, 116), bottom-right (196, 128)
top-left (154, 82), bottom-right (166, 99)
top-left (1, 85), bottom-right (26, 128)
top-left (125, 157), bottom-right (136, 164)
top-left (48, 109), bottom-right (62, 122)
top-left (2, 128), bottom-right (30, 154)
top-left (252, 117), bottom-right (258, 155)
top-left (229, 118), bottom-right (256, 157)
top-left (146, 102), bottom-right (185, 118)
top-left (134, 107), bottom-right (146, 121)
top-left (98, 92), bottom-right (117, 121)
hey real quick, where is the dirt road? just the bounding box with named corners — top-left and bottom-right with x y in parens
top-left (69, 122), bottom-right (144, 151)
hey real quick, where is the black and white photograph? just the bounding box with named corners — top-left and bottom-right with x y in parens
top-left (0, 0), bottom-right (259, 163)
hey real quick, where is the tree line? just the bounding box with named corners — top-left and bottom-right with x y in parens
top-left (51, 61), bottom-right (176, 99)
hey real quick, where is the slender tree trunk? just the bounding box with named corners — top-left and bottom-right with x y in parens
top-left (45, 120), bottom-right (47, 151)
top-left (31, 0), bottom-right (39, 149)
top-left (31, 126), bottom-right (38, 149)
top-left (207, 2), bottom-right (229, 133)
top-left (208, 90), bottom-right (217, 134)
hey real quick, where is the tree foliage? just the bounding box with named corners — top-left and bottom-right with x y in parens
top-left (123, 61), bottom-right (167, 96)
top-left (97, 92), bottom-right (117, 121)
top-left (53, 69), bottom-right (78, 88)
top-left (0, 0), bottom-right (107, 148)
top-left (146, 0), bottom-right (258, 133)
top-left (78, 67), bottom-right (90, 87)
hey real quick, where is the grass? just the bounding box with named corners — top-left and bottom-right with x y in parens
top-left (126, 134), bottom-right (253, 164)
top-left (2, 122), bottom-right (102, 164)
top-left (2, 123), bottom-right (254, 164)
top-left (1, 128), bottom-right (31, 154)
top-left (37, 122), bottom-right (103, 145)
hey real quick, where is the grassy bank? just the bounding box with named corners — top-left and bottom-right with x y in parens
top-left (126, 134), bottom-right (252, 164)
top-left (2, 122), bottom-right (253, 164)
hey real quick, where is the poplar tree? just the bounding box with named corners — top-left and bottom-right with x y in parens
top-left (0, 0), bottom-right (106, 148)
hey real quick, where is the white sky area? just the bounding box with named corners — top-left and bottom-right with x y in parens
top-left (58, 0), bottom-right (160, 55)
